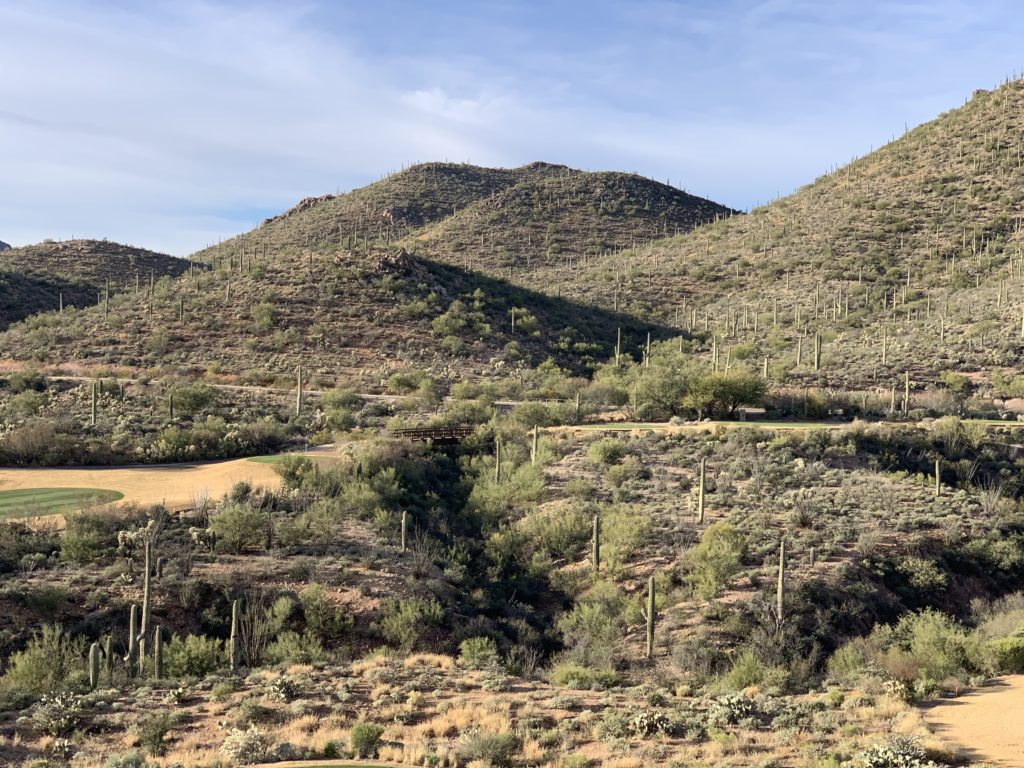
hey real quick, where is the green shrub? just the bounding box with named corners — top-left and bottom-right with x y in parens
top-left (1, 624), bottom-right (86, 696)
top-left (137, 712), bottom-right (180, 756)
top-left (459, 636), bottom-right (500, 669)
top-left (685, 522), bottom-right (746, 598)
top-left (299, 583), bottom-right (352, 639)
top-left (208, 504), bottom-right (267, 553)
top-left (350, 722), bottom-right (386, 758)
top-left (105, 751), bottom-right (158, 768)
top-left (165, 634), bottom-right (224, 678)
top-left (587, 438), bottom-right (626, 466)
top-left (988, 636), bottom-right (1024, 673)
top-left (60, 511), bottom-right (120, 564)
top-left (378, 597), bottom-right (444, 650)
top-left (549, 662), bottom-right (618, 690)
top-left (8, 369), bottom-right (45, 393)
top-left (265, 631), bottom-right (328, 665)
top-left (458, 731), bottom-right (522, 768)
top-left (170, 383), bottom-right (218, 416)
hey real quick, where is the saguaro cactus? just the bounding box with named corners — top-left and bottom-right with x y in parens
top-left (903, 371), bottom-right (910, 416)
top-left (645, 575), bottom-right (656, 659)
top-left (935, 458), bottom-right (941, 497)
top-left (139, 542), bottom-right (153, 662)
top-left (531, 425), bottom-right (539, 466)
top-left (776, 538), bottom-right (786, 629)
top-left (296, 365), bottom-right (304, 416)
top-left (229, 598), bottom-right (240, 674)
top-left (494, 439), bottom-right (502, 483)
top-left (592, 514), bottom-right (600, 572)
top-left (697, 457), bottom-right (706, 525)
top-left (615, 327), bottom-right (622, 366)
top-left (127, 604), bottom-right (139, 677)
top-left (89, 642), bottom-right (101, 690)
top-left (90, 381), bottom-right (97, 426)
top-left (813, 332), bottom-right (822, 371)
top-left (153, 626), bottom-right (164, 679)
top-left (401, 510), bottom-right (408, 552)
top-left (104, 635), bottom-right (114, 682)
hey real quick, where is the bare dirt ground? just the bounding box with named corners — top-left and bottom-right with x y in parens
top-left (923, 676), bottom-right (1024, 767)
top-left (0, 445), bottom-right (339, 514)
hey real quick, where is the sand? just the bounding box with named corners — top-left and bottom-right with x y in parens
top-left (924, 676), bottom-right (1024, 767)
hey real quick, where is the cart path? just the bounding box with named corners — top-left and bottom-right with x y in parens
top-left (923, 676), bottom-right (1024, 767)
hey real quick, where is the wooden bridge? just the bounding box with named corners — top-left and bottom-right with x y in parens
top-left (389, 425), bottom-right (476, 444)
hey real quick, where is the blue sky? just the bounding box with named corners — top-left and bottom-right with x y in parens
top-left (1, 0), bottom-right (1022, 255)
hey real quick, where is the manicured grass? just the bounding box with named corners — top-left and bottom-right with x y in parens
top-left (0, 487), bottom-right (124, 518)
top-left (247, 454), bottom-right (290, 464)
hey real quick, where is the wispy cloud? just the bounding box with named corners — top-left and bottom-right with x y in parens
top-left (0, 0), bottom-right (1021, 254)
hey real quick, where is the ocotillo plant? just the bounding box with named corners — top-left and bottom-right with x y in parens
top-left (592, 514), bottom-right (600, 572)
top-left (645, 575), bottom-right (656, 659)
top-left (89, 643), bottom-right (100, 690)
top-left (229, 598), bottom-right (240, 674)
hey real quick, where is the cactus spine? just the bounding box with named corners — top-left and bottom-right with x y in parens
top-left (89, 642), bottom-right (100, 690)
top-left (592, 514), bottom-right (600, 572)
top-left (645, 575), bottom-right (656, 659)
top-left (229, 598), bottom-right (240, 674)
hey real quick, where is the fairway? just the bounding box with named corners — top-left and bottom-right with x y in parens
top-left (0, 487), bottom-right (124, 518)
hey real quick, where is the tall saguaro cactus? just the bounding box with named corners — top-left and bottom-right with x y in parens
top-left (296, 366), bottom-right (304, 416)
top-left (153, 626), bottom-right (164, 679)
top-left (645, 575), bottom-right (656, 659)
top-left (89, 643), bottom-right (101, 690)
top-left (697, 457), bottom-right (706, 525)
top-left (139, 542), bottom-right (153, 662)
top-left (401, 510), bottom-right (408, 552)
top-left (776, 538), bottom-right (786, 629)
top-left (531, 425), bottom-right (539, 466)
top-left (127, 604), bottom-right (139, 677)
top-left (592, 515), bottom-right (600, 572)
top-left (935, 458), bottom-right (942, 497)
top-left (90, 381), bottom-right (97, 426)
top-left (230, 599), bottom-right (240, 674)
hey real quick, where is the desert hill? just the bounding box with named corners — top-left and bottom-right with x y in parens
top-left (0, 239), bottom-right (191, 329)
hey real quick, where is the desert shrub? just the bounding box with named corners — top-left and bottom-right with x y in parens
top-left (588, 438), bottom-right (627, 466)
top-left (7, 389), bottom-right (47, 417)
top-left (600, 505), bottom-right (651, 572)
top-left (137, 712), bottom-right (180, 756)
top-left (170, 383), bottom-right (218, 416)
top-left (60, 511), bottom-right (120, 564)
top-left (220, 725), bottom-right (271, 765)
top-left (1, 624), bottom-right (86, 697)
top-left (105, 751), bottom-right (158, 768)
top-left (549, 661), bottom-right (618, 690)
top-left (8, 369), bottom-right (46, 393)
top-left (719, 649), bottom-right (770, 691)
top-left (521, 502), bottom-right (591, 560)
top-left (458, 731), bottom-right (522, 768)
top-left (265, 631), bottom-right (328, 665)
top-left (377, 597), bottom-right (444, 650)
top-left (459, 636), bottom-right (500, 669)
top-left (164, 634), bottom-right (224, 678)
top-left (208, 504), bottom-right (267, 553)
top-left (988, 636), bottom-right (1024, 673)
top-left (299, 583), bottom-right (352, 639)
top-left (685, 522), bottom-right (746, 598)
top-left (275, 454), bottom-right (316, 491)
top-left (350, 722), bottom-right (386, 758)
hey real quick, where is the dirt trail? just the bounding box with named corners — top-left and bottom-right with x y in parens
top-left (0, 445), bottom-right (339, 514)
top-left (924, 676), bottom-right (1024, 766)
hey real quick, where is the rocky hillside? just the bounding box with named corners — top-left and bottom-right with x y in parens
top-left (0, 241), bottom-right (671, 386)
top-left (0, 240), bottom-right (10, 251)
top-left (402, 165), bottom-right (737, 280)
top-left (540, 79), bottom-right (1024, 394)
top-left (0, 239), bottom-right (191, 329)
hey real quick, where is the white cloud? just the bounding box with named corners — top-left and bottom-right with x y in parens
top-left (0, 0), bottom-right (1022, 254)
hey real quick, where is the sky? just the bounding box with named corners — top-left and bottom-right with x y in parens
top-left (1, 1), bottom-right (1023, 256)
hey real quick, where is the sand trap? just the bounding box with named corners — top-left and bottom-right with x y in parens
top-left (924, 676), bottom-right (1024, 766)
top-left (0, 446), bottom-right (339, 516)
